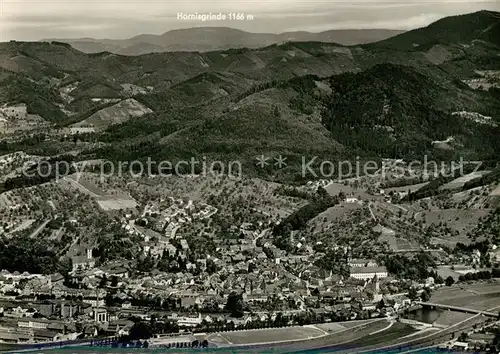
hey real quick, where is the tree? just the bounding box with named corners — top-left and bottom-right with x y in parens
top-left (206, 258), bottom-right (217, 274)
top-left (57, 257), bottom-right (73, 277)
top-left (248, 262), bottom-right (256, 273)
top-left (99, 275), bottom-right (108, 288)
top-left (129, 322), bottom-right (153, 340)
top-left (420, 288), bottom-right (431, 302)
top-left (408, 287), bottom-right (418, 301)
top-left (377, 299), bottom-right (385, 310)
top-left (110, 276), bottom-right (119, 287)
top-left (445, 276), bottom-right (455, 287)
top-left (272, 105), bottom-right (281, 117)
top-left (224, 292), bottom-right (244, 318)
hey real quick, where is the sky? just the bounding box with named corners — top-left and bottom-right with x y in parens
top-left (0, 0), bottom-right (499, 41)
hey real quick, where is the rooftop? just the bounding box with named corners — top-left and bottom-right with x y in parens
top-left (350, 266), bottom-right (387, 274)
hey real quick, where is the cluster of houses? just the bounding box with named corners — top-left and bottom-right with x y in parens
top-left (0, 246), bottom-right (404, 347)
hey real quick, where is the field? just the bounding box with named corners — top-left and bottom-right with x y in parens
top-left (59, 174), bottom-right (138, 211)
top-left (432, 311), bottom-right (474, 327)
top-left (60, 175), bottom-right (105, 197)
top-left (319, 319), bottom-right (375, 329)
top-left (96, 198), bottom-right (138, 211)
top-left (435, 266), bottom-right (463, 281)
top-left (449, 186), bottom-right (490, 208)
top-left (204, 325), bottom-right (328, 345)
top-left (341, 322), bottom-right (417, 348)
top-left (325, 182), bottom-right (357, 196)
top-left (72, 98), bottom-right (152, 131)
top-left (415, 208), bottom-right (492, 244)
top-left (310, 202), bottom-right (363, 233)
top-left (384, 182), bottom-right (429, 194)
top-left (491, 183), bottom-right (500, 196)
top-left (395, 238), bottom-right (419, 251)
top-left (430, 281), bottom-right (500, 311)
top-left (440, 171), bottom-right (491, 190)
top-left (376, 228), bottom-right (420, 252)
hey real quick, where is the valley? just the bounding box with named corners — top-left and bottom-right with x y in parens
top-left (0, 9), bottom-right (499, 353)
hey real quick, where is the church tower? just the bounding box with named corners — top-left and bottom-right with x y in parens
top-left (373, 275), bottom-right (382, 303)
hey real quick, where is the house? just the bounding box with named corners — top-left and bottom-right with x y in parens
top-left (243, 293), bottom-right (268, 303)
top-left (0, 330), bottom-right (31, 344)
top-left (231, 254), bottom-right (246, 263)
top-left (50, 273), bottom-right (65, 286)
top-left (349, 266), bottom-right (388, 281)
top-left (5, 306), bottom-right (31, 318)
top-left (18, 318), bottom-right (51, 329)
top-left (33, 329), bottom-right (60, 342)
top-left (83, 296), bottom-right (105, 308)
top-left (121, 302), bottom-right (132, 309)
top-left (104, 320), bottom-right (133, 336)
top-left (83, 325), bottom-right (98, 338)
top-left (180, 239), bottom-right (190, 251)
top-left (362, 303), bottom-right (377, 311)
top-left (105, 267), bottom-right (129, 279)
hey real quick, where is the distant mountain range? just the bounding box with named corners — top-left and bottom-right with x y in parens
top-left (42, 27), bottom-right (405, 55)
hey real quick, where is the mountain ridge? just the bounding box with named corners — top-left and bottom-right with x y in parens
top-left (40, 27), bottom-right (405, 55)
top-left (365, 10), bottom-right (500, 51)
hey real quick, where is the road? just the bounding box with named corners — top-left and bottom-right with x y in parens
top-left (62, 175), bottom-right (101, 197)
top-left (367, 202), bottom-right (377, 221)
top-left (353, 303), bottom-right (500, 353)
top-left (417, 301), bottom-right (497, 317)
top-left (253, 228), bottom-right (270, 246)
top-left (352, 313), bottom-right (487, 354)
top-left (29, 218), bottom-right (51, 238)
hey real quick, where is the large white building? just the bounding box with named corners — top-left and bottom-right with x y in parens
top-left (348, 259), bottom-right (378, 268)
top-left (167, 313), bottom-right (205, 327)
top-left (350, 266), bottom-right (388, 281)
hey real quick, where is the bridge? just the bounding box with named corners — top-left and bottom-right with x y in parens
top-left (417, 301), bottom-right (498, 317)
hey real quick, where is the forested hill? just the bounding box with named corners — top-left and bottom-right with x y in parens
top-left (321, 63), bottom-right (500, 160)
top-left (365, 10), bottom-right (500, 51)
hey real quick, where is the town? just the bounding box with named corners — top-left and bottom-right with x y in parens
top-left (0, 161), bottom-right (499, 351)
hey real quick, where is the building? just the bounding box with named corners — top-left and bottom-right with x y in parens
top-left (349, 266), bottom-right (388, 281)
top-left (94, 308), bottom-right (109, 323)
top-left (167, 313), bottom-right (203, 327)
top-left (348, 259), bottom-right (378, 268)
top-left (71, 247), bottom-right (96, 273)
top-left (18, 318), bottom-right (50, 330)
top-left (61, 302), bottom-right (79, 318)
